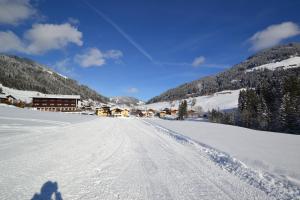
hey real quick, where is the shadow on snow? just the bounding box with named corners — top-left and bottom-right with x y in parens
top-left (31, 181), bottom-right (63, 200)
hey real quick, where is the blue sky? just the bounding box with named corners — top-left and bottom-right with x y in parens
top-left (0, 0), bottom-right (300, 100)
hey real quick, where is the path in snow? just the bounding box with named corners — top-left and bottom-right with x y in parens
top-left (1, 108), bottom-right (297, 199)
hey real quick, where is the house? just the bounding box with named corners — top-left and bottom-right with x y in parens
top-left (159, 110), bottom-right (167, 118)
top-left (111, 107), bottom-right (123, 117)
top-left (170, 109), bottom-right (178, 116)
top-left (121, 108), bottom-right (129, 117)
top-left (146, 109), bottom-right (156, 117)
top-left (163, 108), bottom-right (171, 115)
top-left (32, 94), bottom-right (80, 112)
top-left (6, 95), bottom-right (16, 104)
top-left (0, 93), bottom-right (6, 103)
top-left (96, 106), bottom-right (111, 117)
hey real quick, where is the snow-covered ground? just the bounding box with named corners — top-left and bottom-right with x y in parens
top-left (138, 89), bottom-right (241, 112)
top-left (0, 107), bottom-right (299, 199)
top-left (246, 56), bottom-right (300, 72)
top-left (145, 119), bottom-right (300, 186)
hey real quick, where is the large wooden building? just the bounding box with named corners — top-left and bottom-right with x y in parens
top-left (32, 94), bottom-right (80, 112)
top-left (96, 106), bottom-right (111, 117)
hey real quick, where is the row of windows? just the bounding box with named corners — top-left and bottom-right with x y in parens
top-left (34, 103), bottom-right (76, 106)
top-left (34, 99), bottom-right (76, 103)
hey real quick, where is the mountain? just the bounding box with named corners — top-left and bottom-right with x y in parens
top-left (0, 54), bottom-right (109, 103)
top-left (147, 42), bottom-right (300, 104)
top-left (110, 96), bottom-right (145, 107)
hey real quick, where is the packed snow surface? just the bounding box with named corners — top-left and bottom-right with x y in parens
top-left (0, 107), bottom-right (299, 199)
top-left (146, 119), bottom-right (300, 186)
top-left (139, 89), bottom-right (241, 112)
top-left (246, 56), bottom-right (300, 72)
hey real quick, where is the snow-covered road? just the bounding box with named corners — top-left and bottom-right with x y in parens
top-left (0, 107), bottom-right (297, 199)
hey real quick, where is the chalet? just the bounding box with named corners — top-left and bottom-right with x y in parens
top-left (111, 107), bottom-right (130, 117)
top-left (6, 95), bottom-right (16, 104)
top-left (0, 94), bottom-right (6, 103)
top-left (163, 108), bottom-right (171, 115)
top-left (32, 94), bottom-right (80, 112)
top-left (159, 110), bottom-right (167, 118)
top-left (96, 106), bottom-right (111, 117)
top-left (170, 109), bottom-right (178, 116)
top-left (146, 109), bottom-right (156, 117)
top-left (111, 107), bottom-right (123, 117)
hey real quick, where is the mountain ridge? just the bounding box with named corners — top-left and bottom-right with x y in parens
top-left (147, 42), bottom-right (300, 104)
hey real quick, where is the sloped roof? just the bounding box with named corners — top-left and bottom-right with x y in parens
top-left (32, 94), bottom-right (80, 99)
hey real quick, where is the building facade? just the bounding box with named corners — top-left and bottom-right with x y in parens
top-left (96, 106), bottom-right (111, 116)
top-left (32, 94), bottom-right (80, 112)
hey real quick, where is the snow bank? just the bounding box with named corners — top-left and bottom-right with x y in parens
top-left (144, 119), bottom-right (300, 199)
top-left (145, 118), bottom-right (300, 186)
top-left (246, 56), bottom-right (300, 72)
top-left (0, 106), bottom-right (96, 126)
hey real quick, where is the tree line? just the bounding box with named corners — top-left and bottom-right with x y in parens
top-left (208, 72), bottom-right (300, 134)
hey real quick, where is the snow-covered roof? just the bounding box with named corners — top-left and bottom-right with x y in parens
top-left (32, 94), bottom-right (80, 99)
top-left (0, 94), bottom-right (7, 98)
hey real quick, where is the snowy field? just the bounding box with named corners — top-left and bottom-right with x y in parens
top-left (146, 119), bottom-right (300, 185)
top-left (0, 107), bottom-right (300, 199)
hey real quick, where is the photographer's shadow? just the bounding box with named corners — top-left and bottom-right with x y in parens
top-left (31, 181), bottom-right (63, 200)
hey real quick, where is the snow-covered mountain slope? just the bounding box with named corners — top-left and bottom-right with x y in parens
top-left (1, 106), bottom-right (299, 199)
top-left (147, 43), bottom-right (300, 104)
top-left (110, 96), bottom-right (145, 107)
top-left (246, 56), bottom-right (300, 72)
top-left (0, 54), bottom-right (108, 102)
top-left (139, 89), bottom-right (241, 111)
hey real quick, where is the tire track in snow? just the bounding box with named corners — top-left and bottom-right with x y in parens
top-left (142, 119), bottom-right (300, 200)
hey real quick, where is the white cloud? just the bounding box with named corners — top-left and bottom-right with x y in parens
top-left (127, 87), bottom-right (139, 94)
top-left (0, 23), bottom-right (83, 54)
top-left (104, 49), bottom-right (123, 59)
top-left (0, 0), bottom-right (36, 25)
top-left (54, 58), bottom-right (72, 73)
top-left (75, 48), bottom-right (105, 67)
top-left (75, 48), bottom-right (123, 67)
top-left (192, 56), bottom-right (205, 67)
top-left (25, 23), bottom-right (83, 54)
top-left (0, 31), bottom-right (25, 52)
top-left (249, 22), bottom-right (300, 51)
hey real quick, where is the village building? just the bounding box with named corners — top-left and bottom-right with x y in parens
top-left (6, 95), bottom-right (16, 104)
top-left (111, 107), bottom-right (123, 117)
top-left (32, 94), bottom-right (80, 112)
top-left (96, 105), bottom-right (111, 116)
top-left (170, 109), bottom-right (178, 116)
top-left (121, 108), bottom-right (130, 117)
top-left (145, 109), bottom-right (156, 117)
top-left (0, 94), bottom-right (7, 103)
top-left (0, 94), bottom-right (17, 104)
top-left (159, 110), bottom-right (167, 118)
top-left (111, 107), bottom-right (130, 117)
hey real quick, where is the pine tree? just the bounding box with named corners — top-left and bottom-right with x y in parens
top-left (178, 100), bottom-right (187, 120)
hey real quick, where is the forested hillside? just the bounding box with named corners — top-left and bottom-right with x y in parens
top-left (147, 43), bottom-right (300, 104)
top-left (0, 54), bottom-right (109, 102)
